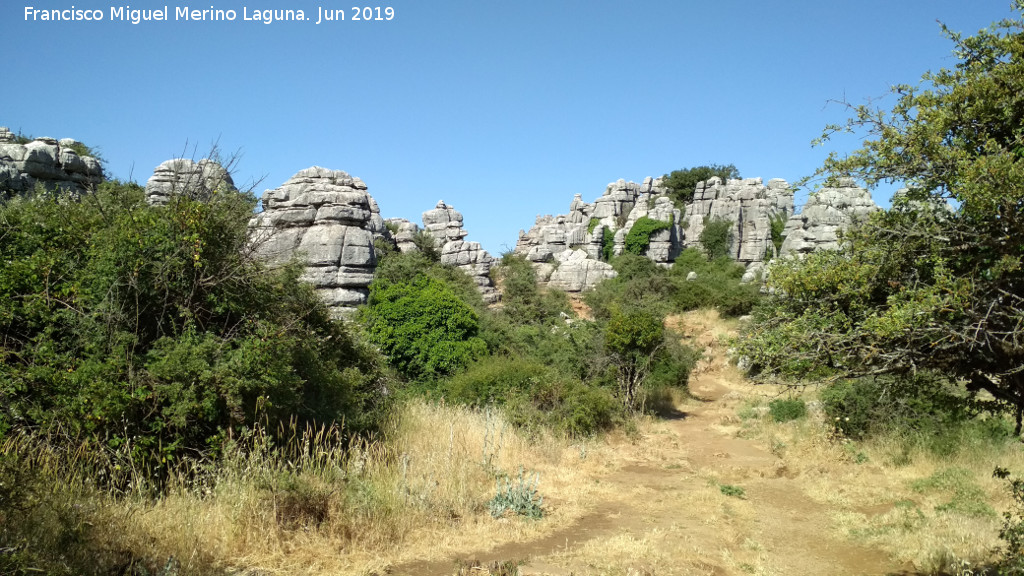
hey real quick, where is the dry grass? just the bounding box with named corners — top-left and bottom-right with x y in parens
top-left (732, 384), bottom-right (1023, 573)
top-left (0, 400), bottom-right (617, 576)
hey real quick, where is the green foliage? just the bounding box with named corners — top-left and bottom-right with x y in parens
top-left (0, 182), bottom-right (384, 467)
top-left (994, 466), bottom-right (1024, 572)
top-left (768, 398), bottom-right (807, 423)
top-left (624, 215), bottom-right (672, 256)
top-left (719, 483), bottom-right (746, 498)
top-left (410, 229), bottom-right (440, 262)
top-left (362, 274), bottom-right (486, 380)
top-left (769, 212), bottom-right (787, 255)
top-left (587, 217), bottom-right (600, 235)
top-left (605, 307), bottom-right (664, 411)
top-left (488, 467), bottom-right (544, 519)
top-left (662, 164), bottom-right (740, 206)
top-left (494, 253), bottom-right (570, 325)
top-left (601, 226), bottom-right (615, 261)
top-left (669, 249), bottom-right (761, 317)
top-left (744, 9), bottom-right (1024, 432)
top-left (699, 217), bottom-right (733, 260)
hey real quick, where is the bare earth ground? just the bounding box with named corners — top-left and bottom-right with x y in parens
top-left (389, 312), bottom-right (910, 576)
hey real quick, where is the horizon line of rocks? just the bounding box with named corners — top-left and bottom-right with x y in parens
top-left (0, 127), bottom-right (880, 316)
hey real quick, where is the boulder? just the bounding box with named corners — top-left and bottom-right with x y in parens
top-left (780, 178), bottom-right (878, 255)
top-left (0, 129), bottom-right (103, 196)
top-left (248, 167), bottom-right (378, 315)
top-left (145, 158), bottom-right (236, 206)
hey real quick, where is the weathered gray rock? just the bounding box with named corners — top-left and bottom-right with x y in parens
top-left (425, 201), bottom-right (500, 303)
top-left (546, 249), bottom-right (617, 292)
top-left (682, 177), bottom-right (793, 266)
top-left (145, 158), bottom-right (236, 205)
top-left (422, 200), bottom-right (467, 246)
top-left (0, 128), bottom-right (103, 196)
top-left (384, 217), bottom-right (421, 253)
top-left (780, 178), bottom-right (878, 255)
top-left (248, 167), bottom-right (378, 315)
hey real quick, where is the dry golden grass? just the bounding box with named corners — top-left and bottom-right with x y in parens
top-left (1, 400), bottom-right (619, 576)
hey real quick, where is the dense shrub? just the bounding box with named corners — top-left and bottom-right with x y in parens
top-left (623, 216), bottom-right (672, 256)
top-left (362, 274), bottom-right (487, 380)
top-left (662, 164), bottom-right (740, 206)
top-left (0, 182), bottom-right (385, 465)
top-left (669, 249), bottom-right (761, 317)
top-left (768, 398), bottom-right (807, 422)
top-left (699, 217), bottom-right (734, 260)
top-left (819, 374), bottom-right (992, 446)
top-left (493, 253), bottom-right (570, 325)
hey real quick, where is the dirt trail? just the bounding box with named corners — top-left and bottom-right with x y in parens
top-left (391, 312), bottom-right (904, 576)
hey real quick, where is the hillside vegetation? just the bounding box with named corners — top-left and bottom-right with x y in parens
top-left (5, 6), bottom-right (1024, 575)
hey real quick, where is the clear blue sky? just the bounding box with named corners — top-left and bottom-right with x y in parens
top-left (2, 0), bottom-right (1016, 254)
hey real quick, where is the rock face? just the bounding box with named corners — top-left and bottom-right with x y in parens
top-left (423, 201), bottom-right (500, 304)
top-left (682, 177), bottom-right (793, 266)
top-left (144, 158), bottom-right (236, 205)
top-left (780, 178), bottom-right (879, 255)
top-left (515, 177), bottom-right (682, 273)
top-left (248, 167), bottom-right (379, 315)
top-left (538, 249), bottom-right (617, 293)
top-left (0, 127), bottom-right (103, 196)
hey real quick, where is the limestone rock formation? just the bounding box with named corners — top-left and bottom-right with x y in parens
top-left (422, 200), bottom-right (468, 245)
top-left (145, 158), bottom-right (236, 205)
top-left (780, 178), bottom-right (879, 255)
top-left (423, 201), bottom-right (499, 304)
top-left (515, 177), bottom-right (687, 292)
top-left (682, 177), bottom-right (793, 266)
top-left (0, 127), bottom-right (103, 196)
top-left (384, 217), bottom-right (421, 253)
top-left (248, 167), bottom-right (378, 315)
top-left (542, 249), bottom-right (617, 293)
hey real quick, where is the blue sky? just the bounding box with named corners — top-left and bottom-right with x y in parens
top-left (3, 0), bottom-right (1016, 254)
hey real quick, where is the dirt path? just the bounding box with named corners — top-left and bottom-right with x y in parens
top-left (391, 313), bottom-right (904, 576)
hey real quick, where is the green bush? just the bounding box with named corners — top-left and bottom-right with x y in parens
top-left (669, 249), bottom-right (761, 317)
top-left (699, 217), bottom-right (733, 260)
top-left (768, 398), bottom-right (807, 422)
top-left (818, 374), bottom-right (1009, 456)
top-left (0, 181), bottom-right (385, 467)
top-left (494, 253), bottom-right (569, 325)
top-left (362, 275), bottom-right (487, 380)
top-left (624, 216), bottom-right (672, 256)
top-left (662, 164), bottom-right (740, 206)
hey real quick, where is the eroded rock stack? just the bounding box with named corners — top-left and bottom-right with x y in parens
top-left (0, 127), bottom-right (103, 196)
top-left (515, 177), bottom-right (689, 292)
top-left (422, 201), bottom-right (500, 304)
top-left (144, 158), bottom-right (236, 205)
top-left (682, 177), bottom-right (793, 276)
top-left (248, 167), bottom-right (379, 315)
top-left (780, 178), bottom-right (879, 256)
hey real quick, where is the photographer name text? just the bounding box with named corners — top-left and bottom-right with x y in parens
top-left (24, 5), bottom-right (396, 24)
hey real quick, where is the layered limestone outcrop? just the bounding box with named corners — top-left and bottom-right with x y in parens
top-left (682, 177), bottom-right (793, 266)
top-left (779, 178), bottom-right (879, 256)
top-left (145, 158), bottom-right (236, 205)
top-left (248, 167), bottom-right (380, 315)
top-left (422, 201), bottom-right (499, 304)
top-left (0, 127), bottom-right (103, 196)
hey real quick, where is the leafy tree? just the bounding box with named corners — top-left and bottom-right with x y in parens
top-left (604, 307), bottom-right (664, 411)
top-left (698, 217), bottom-right (734, 260)
top-left (624, 216), bottom-right (672, 256)
top-left (361, 274), bottom-right (487, 380)
top-left (740, 7), bottom-right (1024, 434)
top-left (0, 181), bottom-right (385, 463)
top-left (662, 164), bottom-right (740, 206)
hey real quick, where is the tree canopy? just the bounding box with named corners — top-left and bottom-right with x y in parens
top-left (662, 164), bottom-right (740, 206)
top-left (740, 6), bottom-right (1024, 432)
